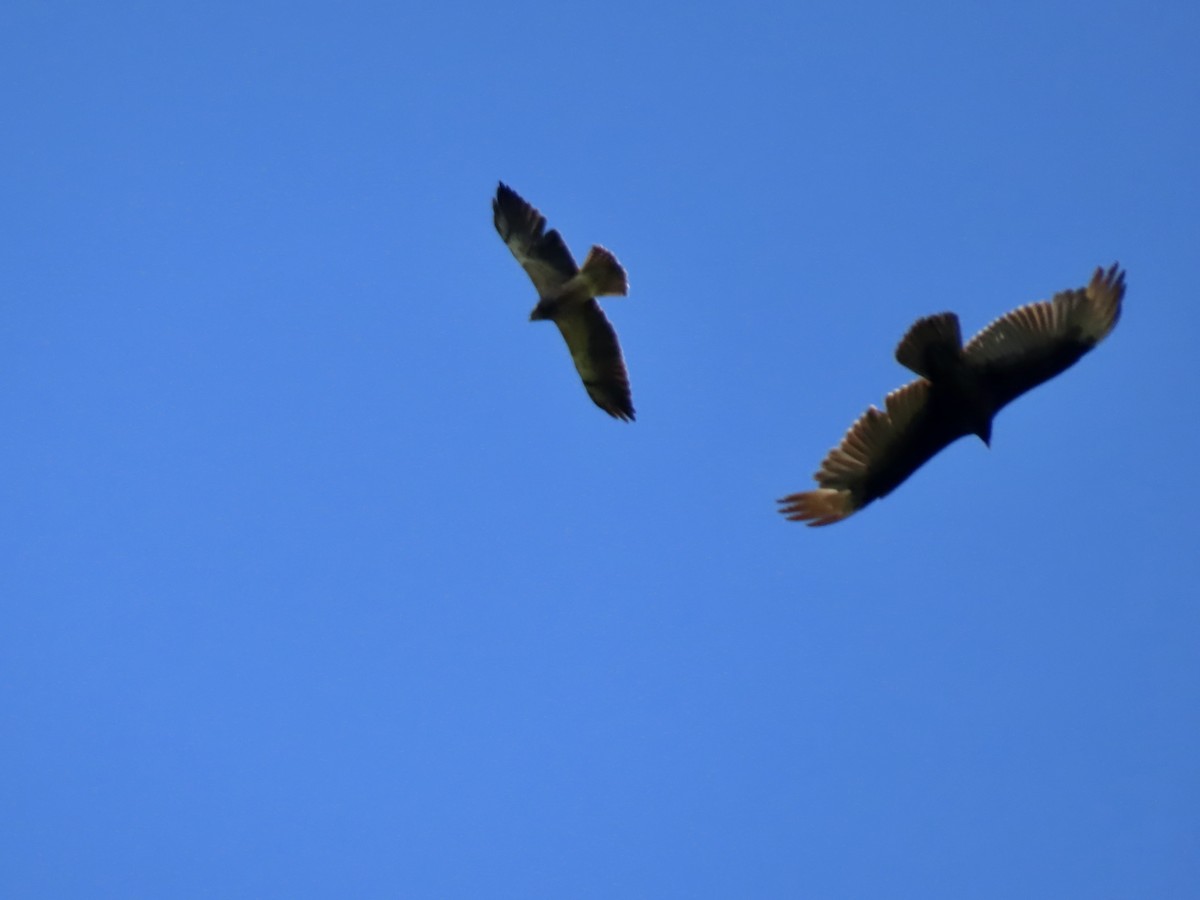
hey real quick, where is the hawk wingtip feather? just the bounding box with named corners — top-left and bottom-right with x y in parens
top-left (778, 489), bottom-right (856, 526)
top-left (1082, 261), bottom-right (1125, 342)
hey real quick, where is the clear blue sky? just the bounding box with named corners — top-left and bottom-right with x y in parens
top-left (3, 2), bottom-right (1198, 897)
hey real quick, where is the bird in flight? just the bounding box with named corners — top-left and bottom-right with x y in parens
top-left (779, 264), bottom-right (1126, 526)
top-left (492, 182), bottom-right (635, 421)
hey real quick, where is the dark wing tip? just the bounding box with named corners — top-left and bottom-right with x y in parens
top-left (1091, 261), bottom-right (1126, 315)
top-left (777, 489), bottom-right (856, 526)
top-left (495, 181), bottom-right (518, 204)
top-left (1092, 261), bottom-right (1126, 300)
top-left (583, 378), bottom-right (635, 422)
top-left (1068, 261), bottom-right (1125, 347)
top-left (606, 395), bottom-right (636, 421)
top-left (493, 182), bottom-right (544, 243)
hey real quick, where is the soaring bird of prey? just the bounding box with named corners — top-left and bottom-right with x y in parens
top-left (778, 264), bottom-right (1126, 526)
top-left (492, 182), bottom-right (635, 421)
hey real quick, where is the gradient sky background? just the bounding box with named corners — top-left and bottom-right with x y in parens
top-left (3, 2), bottom-right (1199, 897)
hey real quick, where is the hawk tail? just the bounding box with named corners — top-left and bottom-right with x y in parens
top-left (895, 312), bottom-right (963, 380)
top-left (777, 489), bottom-right (856, 526)
top-left (570, 245), bottom-right (628, 297)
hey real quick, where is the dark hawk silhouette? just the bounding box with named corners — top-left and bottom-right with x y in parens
top-left (492, 182), bottom-right (634, 421)
top-left (779, 264), bottom-right (1126, 526)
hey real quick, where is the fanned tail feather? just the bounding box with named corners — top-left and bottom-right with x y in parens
top-left (895, 312), bottom-right (963, 379)
top-left (568, 245), bottom-right (628, 297)
top-left (777, 489), bottom-right (856, 527)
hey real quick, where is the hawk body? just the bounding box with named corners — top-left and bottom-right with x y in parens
top-left (492, 183), bottom-right (635, 421)
top-left (779, 264), bottom-right (1126, 526)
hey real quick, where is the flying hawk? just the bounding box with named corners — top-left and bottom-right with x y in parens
top-left (779, 264), bottom-right (1126, 526)
top-left (492, 182), bottom-right (635, 421)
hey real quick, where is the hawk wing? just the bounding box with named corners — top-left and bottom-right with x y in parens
top-left (492, 182), bottom-right (577, 298)
top-left (778, 380), bottom-right (970, 525)
top-left (965, 264), bottom-right (1125, 413)
top-left (552, 299), bottom-right (635, 421)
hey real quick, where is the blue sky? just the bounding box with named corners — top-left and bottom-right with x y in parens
top-left (3, 1), bottom-right (1199, 896)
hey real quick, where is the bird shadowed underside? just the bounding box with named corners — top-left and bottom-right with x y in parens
top-left (492, 182), bottom-right (635, 421)
top-left (779, 264), bottom-right (1126, 526)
